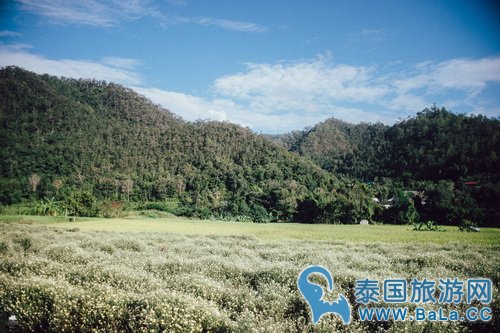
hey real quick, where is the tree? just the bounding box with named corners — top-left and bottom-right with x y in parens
top-left (379, 190), bottom-right (420, 225)
top-left (28, 173), bottom-right (41, 195)
top-left (65, 191), bottom-right (99, 217)
top-left (121, 179), bottom-right (134, 201)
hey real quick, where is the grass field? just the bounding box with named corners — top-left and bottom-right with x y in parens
top-left (1, 214), bottom-right (500, 245)
top-left (0, 215), bottom-right (499, 332)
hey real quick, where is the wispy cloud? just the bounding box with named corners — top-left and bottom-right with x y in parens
top-left (101, 57), bottom-right (140, 70)
top-left (0, 44), bottom-right (142, 85)
top-left (213, 55), bottom-right (500, 120)
top-left (0, 30), bottom-right (23, 37)
top-left (347, 28), bottom-right (387, 48)
top-left (16, 0), bottom-right (156, 27)
top-left (16, 0), bottom-right (268, 33)
top-left (165, 0), bottom-right (187, 5)
top-left (360, 28), bottom-right (386, 42)
top-left (187, 17), bottom-right (267, 33)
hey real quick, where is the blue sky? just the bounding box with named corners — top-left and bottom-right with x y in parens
top-left (0, 0), bottom-right (499, 133)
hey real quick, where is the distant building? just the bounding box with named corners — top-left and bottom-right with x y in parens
top-left (373, 197), bottom-right (393, 209)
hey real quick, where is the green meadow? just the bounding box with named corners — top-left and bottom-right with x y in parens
top-left (1, 214), bottom-right (499, 245)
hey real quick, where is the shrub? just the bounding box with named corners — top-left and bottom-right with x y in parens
top-left (0, 223), bottom-right (497, 332)
top-left (34, 197), bottom-right (62, 216)
top-left (13, 236), bottom-right (32, 252)
top-left (65, 191), bottom-right (100, 217)
top-left (0, 241), bottom-right (8, 254)
top-left (101, 200), bottom-right (124, 218)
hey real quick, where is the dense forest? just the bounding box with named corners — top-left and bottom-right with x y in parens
top-left (270, 110), bottom-right (500, 182)
top-left (1, 66), bottom-right (499, 227)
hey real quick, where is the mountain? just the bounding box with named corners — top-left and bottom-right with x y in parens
top-left (269, 107), bottom-right (500, 227)
top-left (271, 108), bottom-right (500, 183)
top-left (0, 66), bottom-right (335, 221)
top-left (269, 119), bottom-right (389, 179)
top-left (1, 66), bottom-right (499, 227)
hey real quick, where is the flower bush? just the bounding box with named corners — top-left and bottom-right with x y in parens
top-left (0, 223), bottom-right (498, 332)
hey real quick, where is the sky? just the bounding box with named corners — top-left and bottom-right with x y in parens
top-left (0, 0), bottom-right (499, 133)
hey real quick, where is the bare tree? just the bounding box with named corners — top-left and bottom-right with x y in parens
top-left (121, 179), bottom-right (134, 201)
top-left (175, 178), bottom-right (185, 195)
top-left (75, 172), bottom-right (85, 190)
top-left (28, 173), bottom-right (41, 193)
top-left (53, 178), bottom-right (63, 193)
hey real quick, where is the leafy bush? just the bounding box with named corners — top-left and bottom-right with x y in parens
top-left (0, 203), bottom-right (37, 215)
top-left (65, 191), bottom-right (100, 217)
top-left (34, 197), bottom-right (62, 216)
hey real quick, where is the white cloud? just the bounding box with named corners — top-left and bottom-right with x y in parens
top-left (469, 106), bottom-right (500, 119)
top-left (394, 57), bottom-right (500, 94)
top-left (384, 93), bottom-right (428, 112)
top-left (214, 57), bottom-right (390, 114)
top-left (132, 87), bottom-right (229, 122)
top-left (132, 86), bottom-right (396, 133)
top-left (215, 55), bottom-right (500, 115)
top-left (1, 46), bottom-right (498, 133)
top-left (429, 57), bottom-right (500, 93)
top-left (17, 0), bottom-right (156, 26)
top-left (387, 57), bottom-right (500, 111)
top-left (0, 45), bottom-right (142, 85)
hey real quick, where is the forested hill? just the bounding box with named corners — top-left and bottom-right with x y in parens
top-left (270, 108), bottom-right (500, 182)
top-left (0, 66), bottom-right (335, 221)
top-left (1, 67), bottom-right (499, 226)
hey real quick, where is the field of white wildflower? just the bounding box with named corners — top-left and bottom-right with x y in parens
top-left (0, 222), bottom-right (498, 332)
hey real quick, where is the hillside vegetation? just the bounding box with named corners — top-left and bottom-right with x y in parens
top-left (271, 108), bottom-right (500, 226)
top-left (271, 109), bottom-right (500, 182)
top-left (0, 66), bottom-right (335, 222)
top-left (1, 66), bottom-right (499, 226)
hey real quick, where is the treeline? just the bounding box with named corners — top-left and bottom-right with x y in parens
top-left (1, 67), bottom-right (499, 227)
